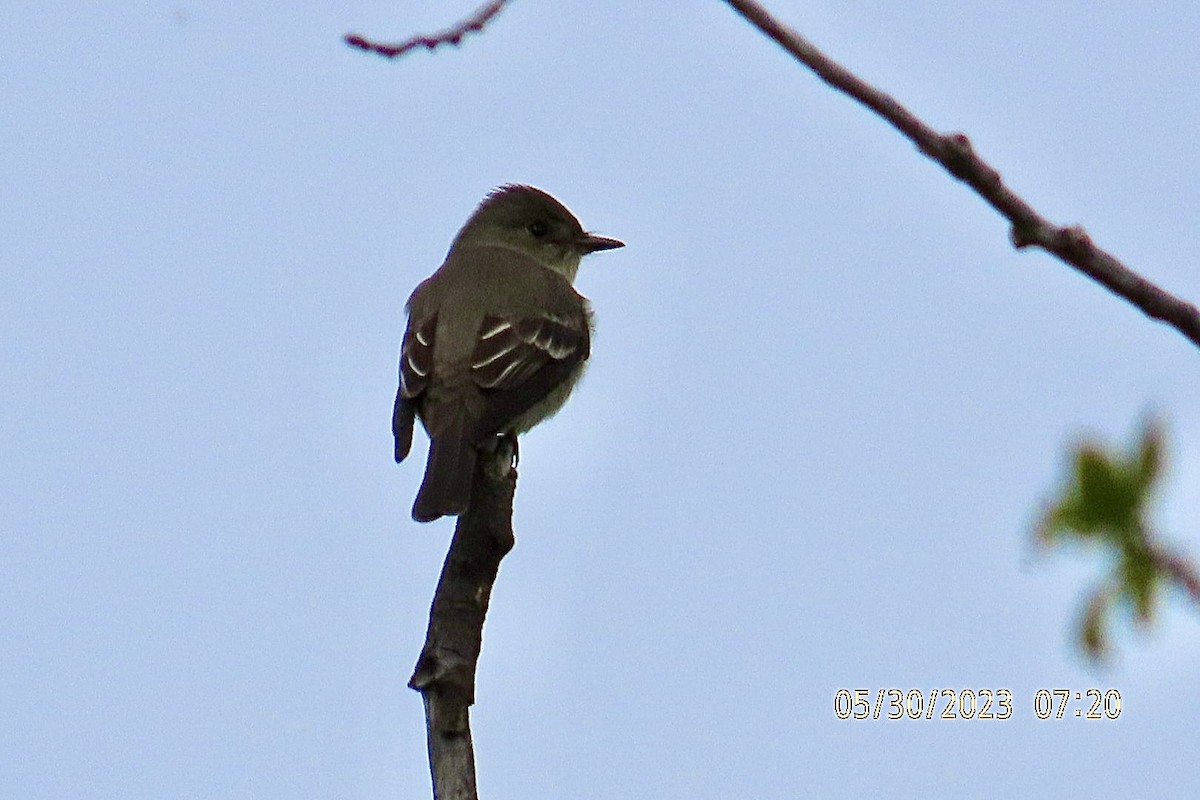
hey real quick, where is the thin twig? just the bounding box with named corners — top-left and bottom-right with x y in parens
top-left (722, 0), bottom-right (1200, 350)
top-left (1155, 547), bottom-right (1200, 605)
top-left (345, 0), bottom-right (512, 59)
top-left (408, 442), bottom-right (517, 800)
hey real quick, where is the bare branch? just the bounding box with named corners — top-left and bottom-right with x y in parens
top-left (408, 441), bottom-right (517, 800)
top-left (345, 0), bottom-right (512, 59)
top-left (723, 0), bottom-right (1200, 350)
top-left (1155, 547), bottom-right (1200, 606)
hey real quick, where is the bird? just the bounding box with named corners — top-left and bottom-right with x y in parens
top-left (392, 185), bottom-right (623, 522)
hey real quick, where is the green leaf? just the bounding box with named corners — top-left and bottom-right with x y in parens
top-left (1136, 418), bottom-right (1164, 494)
top-left (1119, 545), bottom-right (1159, 624)
top-left (1079, 586), bottom-right (1112, 661)
top-left (1036, 417), bottom-right (1175, 662)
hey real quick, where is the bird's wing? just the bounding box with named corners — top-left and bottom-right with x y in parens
top-left (468, 310), bottom-right (590, 438)
top-left (392, 312), bottom-right (438, 463)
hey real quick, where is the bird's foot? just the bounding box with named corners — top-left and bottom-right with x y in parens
top-left (479, 432), bottom-right (519, 470)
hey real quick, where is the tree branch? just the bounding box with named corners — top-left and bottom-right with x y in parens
top-left (345, 0), bottom-right (512, 59)
top-left (722, 0), bottom-right (1200, 350)
top-left (408, 441), bottom-right (517, 800)
top-left (1154, 546), bottom-right (1200, 606)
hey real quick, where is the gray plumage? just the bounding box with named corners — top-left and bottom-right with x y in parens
top-left (393, 185), bottom-right (622, 522)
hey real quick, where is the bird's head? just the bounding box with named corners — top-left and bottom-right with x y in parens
top-left (453, 184), bottom-right (623, 281)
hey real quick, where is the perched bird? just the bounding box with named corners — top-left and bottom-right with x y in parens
top-left (393, 185), bottom-right (623, 522)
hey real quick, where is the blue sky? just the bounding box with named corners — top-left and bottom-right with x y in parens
top-left (4, 1), bottom-right (1199, 797)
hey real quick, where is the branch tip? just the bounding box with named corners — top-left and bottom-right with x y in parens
top-left (344, 0), bottom-right (512, 60)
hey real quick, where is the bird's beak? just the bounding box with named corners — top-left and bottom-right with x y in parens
top-left (579, 233), bottom-right (625, 253)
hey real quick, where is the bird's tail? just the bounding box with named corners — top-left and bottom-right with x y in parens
top-left (412, 417), bottom-right (475, 522)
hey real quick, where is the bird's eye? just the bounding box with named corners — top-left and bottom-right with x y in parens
top-left (527, 221), bottom-right (548, 238)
